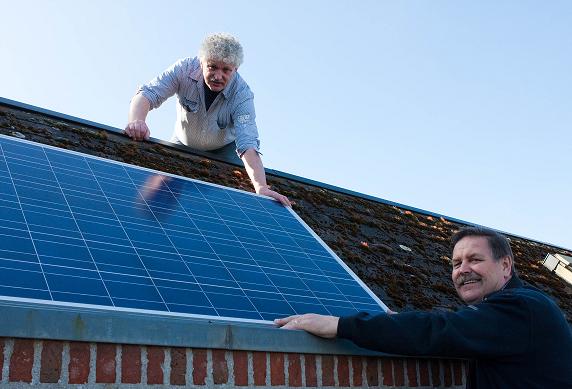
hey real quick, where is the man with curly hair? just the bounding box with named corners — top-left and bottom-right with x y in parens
top-left (125, 33), bottom-right (290, 206)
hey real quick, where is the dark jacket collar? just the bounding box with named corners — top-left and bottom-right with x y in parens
top-left (483, 274), bottom-right (523, 302)
top-left (504, 274), bottom-right (523, 289)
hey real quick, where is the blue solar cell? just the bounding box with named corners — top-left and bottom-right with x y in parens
top-left (158, 287), bottom-right (210, 307)
top-left (0, 249), bottom-right (38, 263)
top-left (228, 267), bottom-right (272, 285)
top-left (0, 285), bottom-right (51, 300)
top-left (113, 298), bottom-right (167, 311)
top-left (106, 280), bottom-right (164, 302)
top-left (167, 303), bottom-right (217, 316)
top-left (41, 256), bottom-right (97, 270)
top-left (46, 273), bottom-right (106, 295)
top-left (206, 292), bottom-right (255, 311)
top-left (0, 225), bottom-right (28, 240)
top-left (89, 249), bottom-right (142, 268)
top-left (25, 211), bottom-right (78, 231)
top-left (52, 291), bottom-right (112, 306)
top-left (0, 258), bottom-right (41, 272)
top-left (251, 297), bottom-right (295, 315)
top-left (0, 181), bottom-right (17, 196)
top-left (0, 135), bottom-right (386, 322)
top-left (217, 308), bottom-right (261, 320)
top-left (15, 185), bottom-right (66, 204)
top-left (240, 281), bottom-right (279, 294)
top-left (3, 236), bottom-right (37, 254)
top-left (101, 263), bottom-right (149, 277)
top-left (35, 240), bottom-right (92, 261)
top-left (154, 277), bottom-right (200, 290)
top-left (139, 256), bottom-right (187, 273)
top-left (198, 278), bottom-right (239, 290)
top-left (77, 219), bottom-right (126, 237)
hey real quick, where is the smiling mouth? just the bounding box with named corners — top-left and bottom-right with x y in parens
top-left (460, 279), bottom-right (480, 287)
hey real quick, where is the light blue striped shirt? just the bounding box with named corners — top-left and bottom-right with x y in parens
top-left (138, 57), bottom-right (260, 156)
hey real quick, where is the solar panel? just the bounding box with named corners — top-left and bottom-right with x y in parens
top-left (0, 134), bottom-right (386, 323)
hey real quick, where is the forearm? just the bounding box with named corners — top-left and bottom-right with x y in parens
top-left (338, 298), bottom-right (530, 358)
top-left (241, 148), bottom-right (268, 193)
top-left (128, 94), bottom-right (151, 122)
top-left (240, 148), bottom-right (291, 206)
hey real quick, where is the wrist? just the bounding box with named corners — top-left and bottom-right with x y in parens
top-left (255, 184), bottom-right (269, 193)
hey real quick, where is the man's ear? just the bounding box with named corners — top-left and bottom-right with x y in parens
top-left (501, 255), bottom-right (512, 276)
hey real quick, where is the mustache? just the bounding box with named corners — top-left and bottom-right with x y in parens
top-left (456, 274), bottom-right (481, 286)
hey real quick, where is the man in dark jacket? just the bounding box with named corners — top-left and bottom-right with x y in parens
top-left (275, 227), bottom-right (572, 388)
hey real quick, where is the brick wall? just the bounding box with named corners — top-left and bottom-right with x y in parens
top-left (0, 338), bottom-right (466, 388)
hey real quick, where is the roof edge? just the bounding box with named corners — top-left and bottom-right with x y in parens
top-left (0, 299), bottom-right (395, 357)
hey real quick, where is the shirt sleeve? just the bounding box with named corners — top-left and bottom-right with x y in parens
top-left (137, 59), bottom-right (185, 109)
top-left (337, 292), bottom-right (531, 359)
top-left (231, 91), bottom-right (260, 157)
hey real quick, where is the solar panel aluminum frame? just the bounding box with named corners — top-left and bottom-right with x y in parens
top-left (0, 134), bottom-right (388, 326)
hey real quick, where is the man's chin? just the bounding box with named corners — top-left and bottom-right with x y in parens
top-left (207, 83), bottom-right (224, 92)
top-left (458, 291), bottom-right (483, 305)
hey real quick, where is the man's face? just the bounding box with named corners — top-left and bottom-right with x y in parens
top-left (451, 236), bottom-right (512, 305)
top-left (201, 59), bottom-right (237, 92)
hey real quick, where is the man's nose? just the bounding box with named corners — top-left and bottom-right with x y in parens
top-left (458, 260), bottom-right (471, 273)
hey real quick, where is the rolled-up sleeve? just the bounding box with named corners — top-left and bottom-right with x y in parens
top-left (232, 92), bottom-right (260, 157)
top-left (137, 59), bottom-right (184, 109)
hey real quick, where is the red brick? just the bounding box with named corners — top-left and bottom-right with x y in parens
top-left (192, 348), bottom-right (207, 386)
top-left (96, 343), bottom-right (116, 383)
top-left (233, 351), bottom-right (248, 386)
top-left (382, 358), bottom-right (394, 386)
top-left (121, 345), bottom-right (141, 384)
top-left (253, 351), bottom-right (266, 386)
top-left (287, 353), bottom-right (302, 387)
top-left (430, 360), bottom-right (441, 387)
top-left (394, 358), bottom-right (405, 386)
top-left (270, 352), bottom-right (285, 386)
top-left (453, 360), bottom-right (463, 385)
top-left (146, 346), bottom-right (164, 385)
top-left (9, 339), bottom-right (34, 382)
top-left (193, 348), bottom-right (207, 385)
top-left (366, 357), bottom-right (379, 386)
top-left (212, 349), bottom-right (228, 384)
top-left (40, 340), bottom-right (63, 383)
top-left (418, 359), bottom-right (430, 386)
top-left (351, 356), bottom-right (363, 386)
top-left (406, 359), bottom-right (419, 387)
top-left (337, 356), bottom-right (350, 387)
top-left (443, 360), bottom-right (453, 387)
top-left (170, 347), bottom-right (186, 386)
top-left (322, 355), bottom-right (335, 386)
top-left (304, 354), bottom-right (317, 387)
top-left (0, 338), bottom-right (4, 380)
top-left (68, 342), bottom-right (90, 384)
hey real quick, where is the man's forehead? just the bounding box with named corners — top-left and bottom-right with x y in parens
top-left (452, 236), bottom-right (492, 257)
top-left (202, 59), bottom-right (236, 68)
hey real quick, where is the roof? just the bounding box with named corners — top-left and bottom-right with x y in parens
top-left (1, 97), bottom-right (571, 325)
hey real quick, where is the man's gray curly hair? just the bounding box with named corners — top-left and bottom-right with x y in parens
top-left (198, 33), bottom-right (244, 67)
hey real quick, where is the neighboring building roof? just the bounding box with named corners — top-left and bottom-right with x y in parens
top-left (1, 97), bottom-right (571, 324)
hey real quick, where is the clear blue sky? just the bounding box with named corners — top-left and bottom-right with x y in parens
top-left (2, 1), bottom-right (571, 250)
